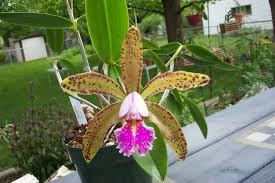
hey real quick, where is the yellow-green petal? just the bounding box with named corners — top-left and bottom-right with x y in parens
top-left (147, 102), bottom-right (187, 160)
top-left (83, 102), bottom-right (121, 162)
top-left (121, 27), bottom-right (143, 94)
top-left (61, 72), bottom-right (125, 99)
top-left (141, 71), bottom-right (210, 99)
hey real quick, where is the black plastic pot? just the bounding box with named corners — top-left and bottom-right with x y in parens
top-left (65, 143), bottom-right (152, 183)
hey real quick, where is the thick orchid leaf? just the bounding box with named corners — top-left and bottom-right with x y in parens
top-left (61, 72), bottom-right (125, 99)
top-left (144, 50), bottom-right (167, 73)
top-left (86, 0), bottom-right (129, 63)
top-left (108, 64), bottom-right (121, 80)
top-left (121, 27), bottom-right (143, 94)
top-left (46, 29), bottom-right (64, 55)
top-left (182, 96), bottom-right (208, 139)
top-left (76, 14), bottom-right (86, 23)
top-left (154, 42), bottom-right (182, 55)
top-left (45, 7), bottom-right (64, 54)
top-left (83, 102), bottom-right (121, 162)
top-left (133, 122), bottom-right (167, 182)
top-left (57, 59), bottom-right (76, 72)
top-left (165, 93), bottom-right (184, 122)
top-left (214, 60), bottom-right (242, 71)
top-left (87, 53), bottom-right (103, 69)
top-left (133, 154), bottom-right (162, 182)
top-left (148, 122), bottom-right (167, 181)
top-left (141, 71), bottom-right (210, 99)
top-left (0, 12), bottom-right (73, 28)
top-left (147, 102), bottom-right (187, 160)
top-left (186, 45), bottom-right (241, 71)
top-left (142, 38), bottom-right (160, 50)
top-left (179, 54), bottom-right (214, 66)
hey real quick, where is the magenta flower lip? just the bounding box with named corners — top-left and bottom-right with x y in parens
top-left (115, 92), bottom-right (156, 157)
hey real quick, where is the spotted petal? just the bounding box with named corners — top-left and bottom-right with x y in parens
top-left (147, 102), bottom-right (187, 160)
top-left (61, 72), bottom-right (125, 99)
top-left (141, 71), bottom-right (210, 99)
top-left (121, 27), bottom-right (143, 94)
top-left (83, 102), bottom-right (121, 162)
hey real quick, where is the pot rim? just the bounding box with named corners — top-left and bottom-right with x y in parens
top-left (63, 136), bottom-right (117, 151)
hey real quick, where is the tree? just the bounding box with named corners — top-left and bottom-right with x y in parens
top-left (269, 0), bottom-right (275, 41)
top-left (128, 0), bottom-right (214, 43)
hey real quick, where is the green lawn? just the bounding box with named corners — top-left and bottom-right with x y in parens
top-left (0, 55), bottom-right (84, 170)
top-left (0, 57), bottom-right (80, 123)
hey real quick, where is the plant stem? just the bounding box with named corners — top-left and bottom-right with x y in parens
top-left (165, 45), bottom-right (183, 67)
top-left (76, 30), bottom-right (91, 72)
top-left (159, 45), bottom-right (179, 105)
top-left (64, 0), bottom-right (91, 72)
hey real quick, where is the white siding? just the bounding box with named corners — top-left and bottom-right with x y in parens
top-left (21, 37), bottom-right (48, 61)
top-left (203, 0), bottom-right (273, 34)
top-left (14, 42), bottom-right (23, 62)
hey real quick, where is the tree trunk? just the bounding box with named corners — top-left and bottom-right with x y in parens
top-left (269, 0), bottom-right (275, 41)
top-left (161, 0), bottom-right (183, 43)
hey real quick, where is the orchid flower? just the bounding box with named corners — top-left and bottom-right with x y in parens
top-left (61, 27), bottom-right (210, 162)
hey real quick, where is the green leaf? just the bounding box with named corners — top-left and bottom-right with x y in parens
top-left (148, 122), bottom-right (167, 181)
top-left (185, 45), bottom-right (219, 63)
top-left (108, 64), bottom-right (121, 80)
top-left (172, 90), bottom-right (185, 109)
top-left (142, 38), bottom-right (160, 50)
top-left (76, 14), bottom-right (86, 23)
top-left (185, 45), bottom-right (241, 71)
top-left (86, 0), bottom-right (129, 63)
top-left (46, 29), bottom-right (64, 55)
top-left (155, 42), bottom-right (182, 55)
top-left (87, 53), bottom-right (103, 69)
top-left (133, 122), bottom-right (167, 182)
top-left (165, 93), bottom-right (183, 122)
top-left (182, 96), bottom-right (208, 139)
top-left (0, 12), bottom-right (73, 28)
top-left (45, 7), bottom-right (64, 54)
top-left (179, 54), bottom-right (214, 66)
top-left (133, 154), bottom-right (162, 182)
top-left (57, 59), bottom-right (76, 72)
top-left (214, 61), bottom-right (242, 71)
top-left (144, 50), bottom-right (167, 73)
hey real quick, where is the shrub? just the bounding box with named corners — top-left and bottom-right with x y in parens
top-left (240, 42), bottom-right (274, 96)
top-left (0, 50), bottom-right (6, 64)
top-left (2, 97), bottom-right (76, 182)
top-left (60, 45), bottom-right (94, 59)
top-left (0, 36), bottom-right (3, 49)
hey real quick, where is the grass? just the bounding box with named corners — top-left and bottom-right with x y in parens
top-left (0, 55), bottom-right (84, 171)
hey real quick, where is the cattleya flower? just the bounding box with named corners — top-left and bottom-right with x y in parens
top-left (61, 27), bottom-right (210, 162)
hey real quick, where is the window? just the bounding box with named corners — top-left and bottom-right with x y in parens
top-left (231, 5), bottom-right (252, 16)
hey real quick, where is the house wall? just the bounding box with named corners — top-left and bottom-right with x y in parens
top-left (14, 42), bottom-right (23, 62)
top-left (203, 0), bottom-right (273, 34)
top-left (21, 37), bottom-right (48, 61)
